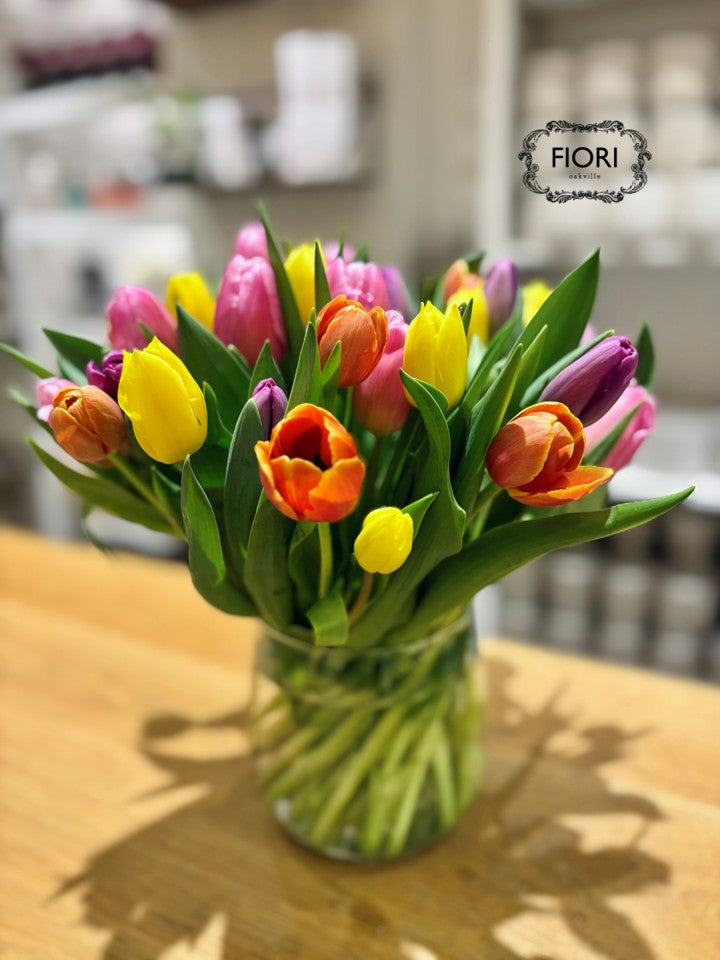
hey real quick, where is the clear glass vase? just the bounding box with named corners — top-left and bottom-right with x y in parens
top-left (250, 613), bottom-right (484, 861)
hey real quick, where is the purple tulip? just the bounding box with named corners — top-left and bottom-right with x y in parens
top-left (36, 377), bottom-right (75, 422)
top-left (583, 382), bottom-right (656, 471)
top-left (234, 221), bottom-right (268, 260)
top-left (540, 335), bottom-right (639, 426)
top-left (484, 259), bottom-right (518, 327)
top-left (382, 265), bottom-right (411, 318)
top-left (106, 286), bottom-right (178, 353)
top-left (251, 378), bottom-right (288, 439)
top-left (86, 350), bottom-right (124, 401)
top-left (326, 258), bottom-right (390, 312)
top-left (214, 255), bottom-right (286, 366)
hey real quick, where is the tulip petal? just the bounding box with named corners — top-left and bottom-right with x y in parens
top-left (307, 456), bottom-right (365, 522)
top-left (510, 465), bottom-right (613, 507)
top-left (487, 412), bottom-right (556, 488)
top-left (255, 441), bottom-right (302, 521)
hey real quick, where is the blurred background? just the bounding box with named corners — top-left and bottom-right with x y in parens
top-left (0, 0), bottom-right (718, 679)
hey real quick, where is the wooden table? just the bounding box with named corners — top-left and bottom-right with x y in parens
top-left (1, 526), bottom-right (718, 960)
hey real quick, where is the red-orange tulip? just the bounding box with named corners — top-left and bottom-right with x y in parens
top-left (49, 385), bottom-right (127, 463)
top-left (316, 295), bottom-right (388, 389)
top-left (486, 401), bottom-right (613, 507)
top-left (255, 403), bottom-right (365, 522)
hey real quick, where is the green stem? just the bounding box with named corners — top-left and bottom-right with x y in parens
top-left (467, 480), bottom-right (500, 537)
top-left (318, 522), bottom-right (333, 598)
top-left (377, 411), bottom-right (420, 503)
top-left (343, 387), bottom-right (354, 429)
top-left (107, 454), bottom-right (184, 537)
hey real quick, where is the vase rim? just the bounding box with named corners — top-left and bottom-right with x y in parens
top-left (259, 610), bottom-right (473, 659)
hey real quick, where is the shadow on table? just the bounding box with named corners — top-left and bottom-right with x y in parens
top-left (57, 655), bottom-right (668, 960)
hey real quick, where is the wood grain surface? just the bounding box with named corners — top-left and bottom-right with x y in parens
top-left (1, 525), bottom-right (719, 960)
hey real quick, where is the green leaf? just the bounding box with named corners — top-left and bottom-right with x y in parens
top-left (402, 492), bottom-right (438, 538)
top-left (187, 445), bottom-right (228, 489)
top-left (258, 204), bottom-right (304, 362)
top-left (223, 397), bottom-right (265, 574)
top-left (151, 467), bottom-right (182, 529)
top-left (314, 240), bottom-right (331, 312)
top-left (454, 342), bottom-right (524, 513)
top-left (521, 328), bottom-right (613, 408)
top-left (248, 340), bottom-right (286, 394)
top-left (464, 250), bottom-right (485, 274)
top-left (349, 375), bottom-right (465, 645)
top-left (584, 403), bottom-right (641, 466)
top-left (203, 382), bottom-right (233, 447)
top-left (507, 325), bottom-right (546, 415)
top-left (30, 440), bottom-right (174, 533)
top-left (461, 319), bottom-right (517, 416)
top-left (287, 321), bottom-right (322, 410)
top-left (288, 521), bottom-right (321, 611)
top-left (0, 342), bottom-right (54, 379)
top-left (396, 488), bottom-right (694, 641)
top-left (518, 249), bottom-right (600, 371)
top-left (181, 458), bottom-right (255, 615)
top-left (321, 340), bottom-right (342, 411)
top-left (177, 305), bottom-right (249, 427)
top-left (42, 329), bottom-right (104, 383)
top-left (307, 587), bottom-right (348, 646)
top-left (244, 495), bottom-right (295, 628)
top-left (459, 298), bottom-right (474, 336)
top-left (635, 323), bottom-right (655, 389)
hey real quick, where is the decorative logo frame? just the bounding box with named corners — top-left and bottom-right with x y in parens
top-left (519, 120), bottom-right (652, 203)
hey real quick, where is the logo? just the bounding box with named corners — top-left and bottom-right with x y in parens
top-left (519, 120), bottom-right (651, 203)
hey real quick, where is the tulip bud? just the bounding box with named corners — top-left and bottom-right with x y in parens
top-left (484, 259), bottom-right (518, 328)
top-left (486, 401), bottom-right (612, 507)
top-left (86, 350), bottom-right (123, 401)
top-left (234, 221), bottom-right (268, 260)
top-left (583, 382), bottom-right (656, 471)
top-left (521, 280), bottom-right (552, 327)
top-left (382, 265), bottom-right (411, 318)
top-left (354, 312), bottom-right (411, 435)
top-left (214, 255), bottom-right (286, 366)
top-left (539, 335), bottom-right (638, 426)
top-left (403, 302), bottom-right (467, 409)
top-left (107, 286), bottom-right (178, 353)
top-left (443, 259), bottom-right (482, 302)
top-left (36, 377), bottom-right (75, 422)
top-left (118, 338), bottom-right (207, 464)
top-left (446, 284), bottom-right (489, 346)
top-left (354, 506), bottom-right (414, 574)
top-left (251, 378), bottom-right (288, 440)
top-left (284, 243), bottom-right (319, 325)
top-left (49, 385), bottom-right (126, 463)
top-left (326, 258), bottom-right (390, 312)
top-left (166, 272), bottom-right (216, 331)
top-left (316, 295), bottom-right (388, 389)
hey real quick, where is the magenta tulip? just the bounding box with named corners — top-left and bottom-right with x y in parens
top-left (36, 377), bottom-right (75, 422)
top-left (106, 286), bottom-right (178, 353)
top-left (583, 382), bottom-right (656, 471)
top-left (86, 350), bottom-right (123, 401)
top-left (326, 259), bottom-right (390, 312)
top-left (214, 255), bottom-right (286, 366)
top-left (234, 221), bottom-right (268, 260)
top-left (353, 311), bottom-right (411, 435)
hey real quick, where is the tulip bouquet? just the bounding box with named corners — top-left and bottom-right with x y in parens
top-left (2, 211), bottom-right (690, 859)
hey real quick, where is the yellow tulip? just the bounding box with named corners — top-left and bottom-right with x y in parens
top-left (284, 243), bottom-right (321, 325)
top-left (354, 507), bottom-right (413, 575)
top-left (446, 284), bottom-right (490, 347)
top-left (521, 280), bottom-right (552, 327)
top-left (167, 272), bottom-right (216, 331)
top-left (403, 302), bottom-right (467, 408)
top-left (118, 338), bottom-right (207, 464)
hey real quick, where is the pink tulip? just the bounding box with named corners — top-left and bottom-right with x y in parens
top-left (326, 259), bottom-right (390, 312)
top-left (106, 286), bottom-right (178, 353)
top-left (214, 255), bottom-right (286, 366)
top-left (234, 221), bottom-right (268, 260)
top-left (583, 381), bottom-right (656, 471)
top-left (353, 311), bottom-right (411, 435)
top-left (36, 377), bottom-right (75, 422)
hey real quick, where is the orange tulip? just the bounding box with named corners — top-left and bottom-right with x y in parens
top-left (443, 258), bottom-right (483, 301)
top-left (49, 385), bottom-right (126, 463)
top-left (316, 295), bottom-right (388, 389)
top-left (255, 403), bottom-right (365, 522)
top-left (486, 401), bottom-right (613, 508)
